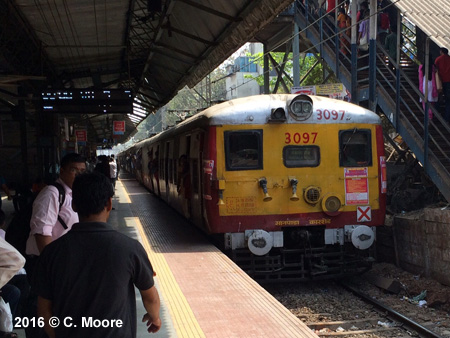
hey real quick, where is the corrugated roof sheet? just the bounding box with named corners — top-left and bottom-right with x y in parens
top-left (394, 0), bottom-right (450, 48)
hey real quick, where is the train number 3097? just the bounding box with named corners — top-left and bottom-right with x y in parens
top-left (316, 109), bottom-right (346, 120)
top-left (285, 132), bottom-right (318, 144)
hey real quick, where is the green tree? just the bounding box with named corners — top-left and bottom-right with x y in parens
top-left (299, 54), bottom-right (335, 85)
top-left (244, 52), bottom-right (335, 92)
top-left (164, 65), bottom-right (228, 118)
top-left (244, 52), bottom-right (292, 93)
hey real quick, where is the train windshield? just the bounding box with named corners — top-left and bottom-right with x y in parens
top-left (224, 130), bottom-right (263, 170)
top-left (283, 146), bottom-right (320, 167)
top-left (339, 129), bottom-right (372, 167)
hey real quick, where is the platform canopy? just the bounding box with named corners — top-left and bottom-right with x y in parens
top-left (394, 0), bottom-right (450, 50)
top-left (0, 0), bottom-right (293, 144)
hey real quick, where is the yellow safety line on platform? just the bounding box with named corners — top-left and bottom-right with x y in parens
top-left (117, 180), bottom-right (132, 203)
top-left (134, 216), bottom-right (205, 338)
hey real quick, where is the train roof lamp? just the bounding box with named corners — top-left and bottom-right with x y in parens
top-left (268, 107), bottom-right (286, 123)
top-left (289, 95), bottom-right (313, 121)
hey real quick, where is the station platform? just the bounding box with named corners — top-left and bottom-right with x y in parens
top-left (110, 174), bottom-right (317, 338)
top-left (2, 174), bottom-right (317, 338)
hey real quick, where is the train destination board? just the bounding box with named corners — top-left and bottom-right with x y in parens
top-left (41, 89), bottom-right (133, 114)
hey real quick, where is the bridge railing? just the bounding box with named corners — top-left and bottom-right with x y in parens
top-left (294, 0), bottom-right (450, 199)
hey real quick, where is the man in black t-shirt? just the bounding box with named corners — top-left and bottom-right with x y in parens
top-left (34, 172), bottom-right (161, 338)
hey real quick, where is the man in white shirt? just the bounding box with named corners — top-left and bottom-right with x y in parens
top-left (26, 153), bottom-right (86, 256)
top-left (109, 155), bottom-right (118, 189)
top-left (0, 236), bottom-right (25, 336)
top-left (25, 153), bottom-right (86, 338)
top-left (0, 238), bottom-right (25, 289)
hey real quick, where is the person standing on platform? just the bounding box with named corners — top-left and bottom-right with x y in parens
top-left (25, 153), bottom-right (86, 338)
top-left (34, 172), bottom-right (161, 338)
top-left (435, 47), bottom-right (450, 123)
top-left (26, 153), bottom-right (86, 257)
top-left (0, 216), bottom-right (25, 338)
top-left (94, 155), bottom-right (111, 180)
top-left (109, 155), bottom-right (118, 189)
top-left (0, 218), bottom-right (25, 289)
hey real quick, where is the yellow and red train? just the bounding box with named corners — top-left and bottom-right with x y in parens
top-left (120, 94), bottom-right (387, 281)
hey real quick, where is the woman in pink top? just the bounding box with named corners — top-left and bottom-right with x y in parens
top-left (419, 56), bottom-right (439, 120)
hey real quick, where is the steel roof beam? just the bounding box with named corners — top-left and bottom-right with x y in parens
top-left (161, 25), bottom-right (217, 46)
top-left (177, 0), bottom-right (242, 22)
top-left (182, 0), bottom-right (294, 88)
top-left (146, 63), bottom-right (185, 76)
top-left (147, 48), bottom-right (197, 65)
top-left (137, 91), bottom-right (164, 104)
top-left (0, 0), bottom-right (57, 84)
top-left (153, 42), bottom-right (202, 60)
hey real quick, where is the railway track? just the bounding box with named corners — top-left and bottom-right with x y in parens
top-left (337, 282), bottom-right (442, 338)
top-left (266, 274), bottom-right (447, 338)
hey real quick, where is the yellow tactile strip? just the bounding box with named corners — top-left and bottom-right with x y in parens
top-left (133, 212), bottom-right (205, 338)
top-left (119, 176), bottom-right (318, 338)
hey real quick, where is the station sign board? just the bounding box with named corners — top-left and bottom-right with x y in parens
top-left (292, 83), bottom-right (351, 101)
top-left (75, 129), bottom-right (87, 143)
top-left (113, 121), bottom-right (125, 135)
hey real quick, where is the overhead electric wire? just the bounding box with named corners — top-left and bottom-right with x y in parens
top-left (93, 0), bottom-right (101, 58)
top-left (193, 0), bottom-right (402, 104)
top-left (133, 0), bottom-right (403, 136)
top-left (104, 0), bottom-right (108, 61)
top-left (33, 0), bottom-right (61, 58)
top-left (62, 0), bottom-right (89, 87)
top-left (46, 0), bottom-right (78, 76)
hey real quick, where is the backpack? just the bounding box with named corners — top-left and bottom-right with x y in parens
top-left (5, 182), bottom-right (66, 256)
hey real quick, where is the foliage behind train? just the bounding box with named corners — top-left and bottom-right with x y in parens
top-left (119, 94), bottom-right (386, 282)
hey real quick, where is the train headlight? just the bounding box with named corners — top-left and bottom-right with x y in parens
top-left (302, 101), bottom-right (312, 114)
top-left (290, 101), bottom-right (303, 115)
top-left (288, 95), bottom-right (313, 121)
top-left (304, 186), bottom-right (321, 204)
top-left (325, 196), bottom-right (341, 212)
top-left (321, 194), bottom-right (344, 216)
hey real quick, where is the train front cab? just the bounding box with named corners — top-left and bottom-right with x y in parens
top-left (206, 96), bottom-right (387, 281)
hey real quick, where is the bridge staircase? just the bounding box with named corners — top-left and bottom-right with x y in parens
top-left (293, 0), bottom-right (450, 202)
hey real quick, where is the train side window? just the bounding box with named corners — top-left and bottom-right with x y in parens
top-left (339, 129), bottom-right (372, 167)
top-left (224, 130), bottom-right (263, 171)
top-left (283, 146), bottom-right (320, 167)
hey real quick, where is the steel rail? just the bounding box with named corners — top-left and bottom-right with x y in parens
top-left (339, 282), bottom-right (442, 338)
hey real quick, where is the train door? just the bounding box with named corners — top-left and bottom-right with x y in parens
top-left (184, 135), bottom-right (192, 219)
top-left (197, 132), bottom-right (206, 229)
top-left (154, 145), bottom-right (161, 196)
top-left (189, 132), bottom-right (204, 226)
top-left (148, 147), bottom-right (155, 191)
top-left (164, 141), bottom-right (173, 203)
top-left (338, 128), bottom-right (380, 211)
